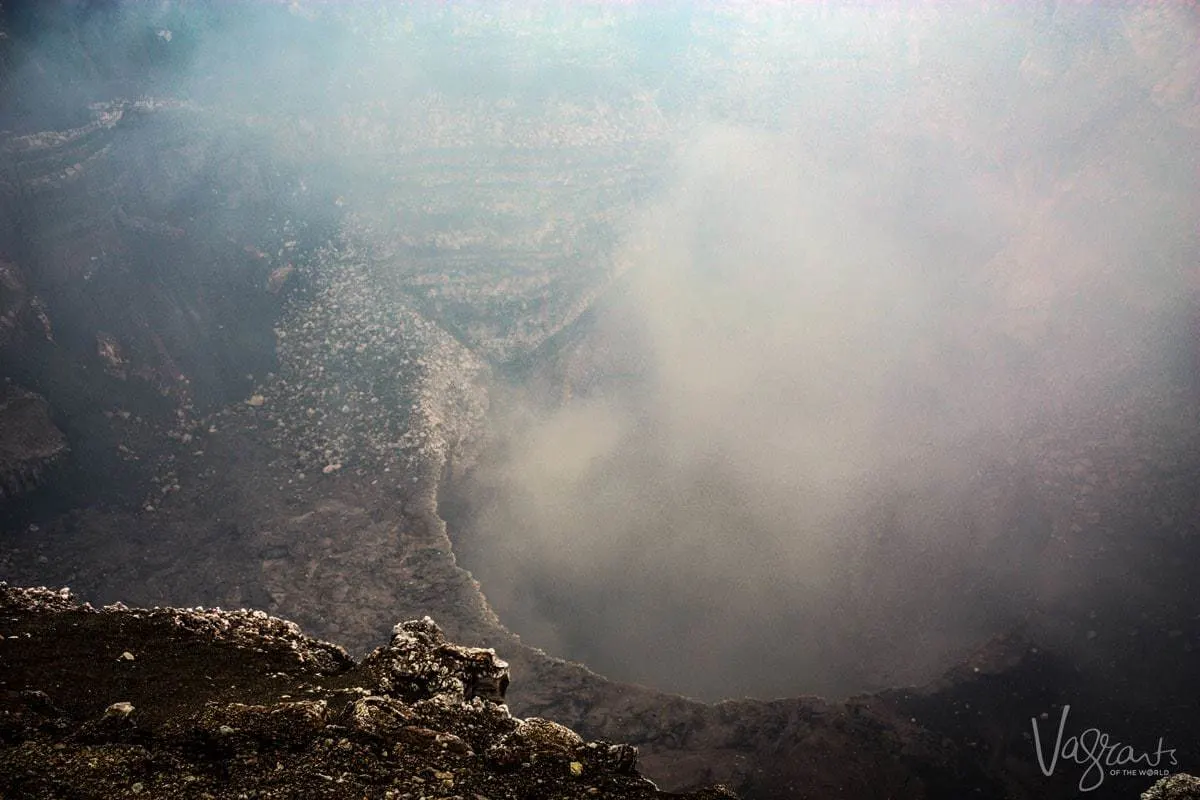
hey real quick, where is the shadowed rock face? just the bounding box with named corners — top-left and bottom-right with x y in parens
top-left (0, 386), bottom-right (66, 500)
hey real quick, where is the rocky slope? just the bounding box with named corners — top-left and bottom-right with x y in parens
top-left (0, 583), bottom-right (740, 800)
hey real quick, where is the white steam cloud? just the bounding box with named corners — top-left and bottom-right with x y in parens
top-left (454, 5), bottom-right (1200, 700)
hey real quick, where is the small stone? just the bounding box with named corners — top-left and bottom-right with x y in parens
top-left (119, 651), bottom-right (135, 661)
top-left (104, 701), bottom-right (135, 719)
top-left (131, 783), bottom-right (144, 794)
top-left (569, 761), bottom-right (583, 777)
top-left (246, 395), bottom-right (266, 407)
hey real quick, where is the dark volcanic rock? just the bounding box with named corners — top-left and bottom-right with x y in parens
top-left (9, 581), bottom-right (1188, 800)
top-left (0, 583), bottom-right (733, 800)
top-left (1144, 774), bottom-right (1200, 800)
top-left (0, 385), bottom-right (67, 501)
top-left (357, 617), bottom-right (511, 704)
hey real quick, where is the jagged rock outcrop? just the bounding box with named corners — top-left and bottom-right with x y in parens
top-left (0, 584), bottom-right (736, 800)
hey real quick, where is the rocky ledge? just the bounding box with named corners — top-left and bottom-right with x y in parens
top-left (0, 584), bottom-right (735, 800)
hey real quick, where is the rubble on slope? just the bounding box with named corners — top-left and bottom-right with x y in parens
top-left (0, 583), bottom-right (736, 800)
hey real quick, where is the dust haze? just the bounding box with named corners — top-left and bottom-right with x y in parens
top-left (5, 2), bottom-right (1198, 701)
top-left (447, 7), bottom-right (1200, 699)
